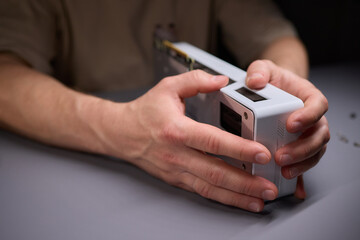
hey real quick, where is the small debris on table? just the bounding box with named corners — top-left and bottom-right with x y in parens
top-left (337, 132), bottom-right (349, 144)
top-left (350, 112), bottom-right (357, 119)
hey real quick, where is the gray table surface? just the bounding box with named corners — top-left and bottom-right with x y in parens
top-left (1, 63), bottom-right (360, 240)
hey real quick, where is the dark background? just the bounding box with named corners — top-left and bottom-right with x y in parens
top-left (274, 0), bottom-right (360, 66)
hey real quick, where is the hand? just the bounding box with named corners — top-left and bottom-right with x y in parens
top-left (246, 60), bottom-right (330, 199)
top-left (107, 70), bottom-right (278, 212)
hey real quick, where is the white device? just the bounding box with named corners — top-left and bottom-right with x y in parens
top-left (154, 40), bottom-right (304, 198)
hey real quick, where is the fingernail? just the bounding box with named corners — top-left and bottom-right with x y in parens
top-left (289, 167), bottom-right (300, 178)
top-left (248, 202), bottom-right (261, 212)
top-left (248, 73), bottom-right (263, 80)
top-left (279, 154), bottom-right (292, 166)
top-left (212, 75), bottom-right (227, 82)
top-left (255, 153), bottom-right (270, 164)
top-left (246, 73), bottom-right (263, 84)
top-left (262, 190), bottom-right (276, 201)
top-left (291, 121), bottom-right (302, 132)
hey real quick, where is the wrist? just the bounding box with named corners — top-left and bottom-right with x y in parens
top-left (77, 96), bottom-right (142, 162)
top-left (74, 94), bottom-right (124, 156)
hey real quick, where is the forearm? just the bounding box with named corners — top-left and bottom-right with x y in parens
top-left (0, 54), bottom-right (125, 156)
top-left (259, 36), bottom-right (309, 78)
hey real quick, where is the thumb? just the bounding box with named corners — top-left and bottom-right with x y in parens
top-left (171, 70), bottom-right (228, 98)
top-left (246, 60), bottom-right (274, 90)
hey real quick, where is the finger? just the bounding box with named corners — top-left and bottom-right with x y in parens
top-left (266, 67), bottom-right (328, 133)
top-left (131, 146), bottom-right (196, 194)
top-left (281, 146), bottom-right (326, 179)
top-left (276, 117), bottom-right (330, 167)
top-left (287, 93), bottom-right (329, 133)
top-left (138, 151), bottom-right (266, 212)
top-left (181, 148), bottom-right (278, 200)
top-left (246, 60), bottom-right (329, 133)
top-left (182, 118), bottom-right (271, 164)
top-left (294, 175), bottom-right (306, 199)
top-left (180, 172), bottom-right (265, 212)
top-left (248, 60), bottom-right (313, 101)
top-left (162, 70), bottom-right (228, 98)
top-left (246, 59), bottom-right (326, 108)
top-left (246, 60), bottom-right (275, 89)
top-left (145, 143), bottom-right (277, 200)
top-left (133, 146), bottom-right (265, 211)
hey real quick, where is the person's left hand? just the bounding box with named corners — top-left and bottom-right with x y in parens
top-left (245, 60), bottom-right (330, 199)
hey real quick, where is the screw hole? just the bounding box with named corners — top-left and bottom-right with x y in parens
top-left (241, 163), bottom-right (246, 170)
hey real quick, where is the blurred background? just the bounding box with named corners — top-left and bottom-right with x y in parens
top-left (274, 0), bottom-right (360, 66)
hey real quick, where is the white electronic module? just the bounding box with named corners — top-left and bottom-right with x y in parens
top-left (154, 40), bottom-right (304, 198)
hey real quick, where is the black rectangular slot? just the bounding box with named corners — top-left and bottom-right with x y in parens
top-left (236, 87), bottom-right (266, 102)
top-left (220, 103), bottom-right (242, 137)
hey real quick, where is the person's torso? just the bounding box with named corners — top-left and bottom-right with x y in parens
top-left (54, 0), bottom-right (215, 92)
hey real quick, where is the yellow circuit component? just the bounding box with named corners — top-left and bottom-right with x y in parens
top-left (163, 40), bottom-right (188, 58)
top-left (162, 40), bottom-right (195, 70)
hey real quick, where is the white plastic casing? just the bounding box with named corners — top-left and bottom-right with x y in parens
top-left (173, 42), bottom-right (304, 198)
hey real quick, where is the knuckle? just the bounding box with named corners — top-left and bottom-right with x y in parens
top-left (302, 144), bottom-right (313, 159)
top-left (237, 139), bottom-right (256, 161)
top-left (307, 110), bottom-right (321, 124)
top-left (323, 128), bottom-right (331, 144)
top-left (317, 119), bottom-right (330, 145)
top-left (160, 151), bottom-right (182, 167)
top-left (171, 172), bottom-right (190, 188)
top-left (193, 179), bottom-right (212, 198)
top-left (160, 76), bottom-right (171, 85)
top-left (320, 94), bottom-right (329, 112)
top-left (238, 180), bottom-right (253, 196)
top-left (206, 167), bottom-right (225, 186)
top-left (163, 172), bottom-right (185, 187)
top-left (190, 69), bottom-right (205, 80)
top-left (198, 184), bottom-right (212, 199)
top-left (193, 69), bottom-right (205, 76)
top-left (205, 134), bottom-right (220, 153)
top-left (160, 76), bottom-right (175, 89)
top-left (158, 122), bottom-right (185, 144)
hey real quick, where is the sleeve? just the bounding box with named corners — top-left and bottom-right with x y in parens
top-left (217, 0), bottom-right (297, 68)
top-left (0, 0), bottom-right (57, 74)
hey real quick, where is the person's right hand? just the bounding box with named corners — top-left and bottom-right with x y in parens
top-left (102, 70), bottom-right (278, 212)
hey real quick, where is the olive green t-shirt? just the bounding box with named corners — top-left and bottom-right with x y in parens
top-left (0, 0), bottom-right (296, 92)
